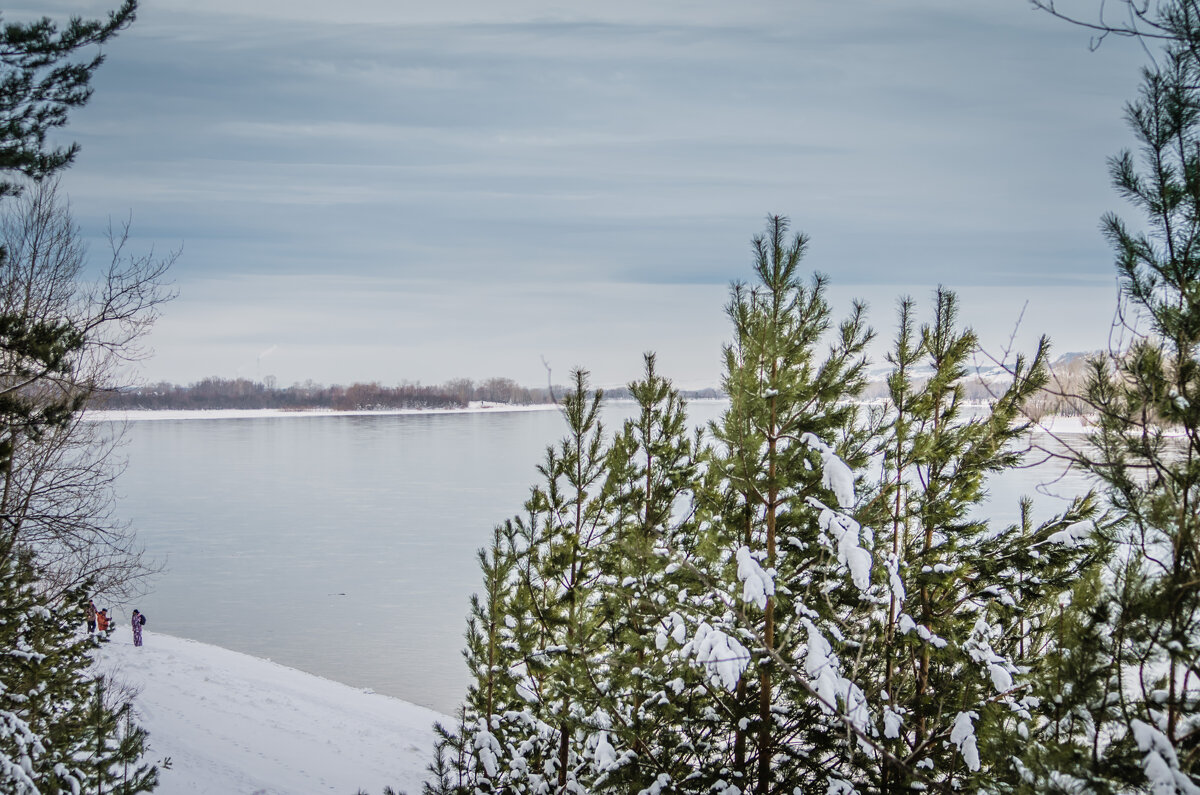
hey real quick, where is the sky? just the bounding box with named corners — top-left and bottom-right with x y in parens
top-left (25, 0), bottom-right (1152, 390)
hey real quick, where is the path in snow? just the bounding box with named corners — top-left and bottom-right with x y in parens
top-left (94, 632), bottom-right (448, 795)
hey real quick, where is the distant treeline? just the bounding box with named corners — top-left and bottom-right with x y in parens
top-left (101, 377), bottom-right (730, 412)
top-left (603, 385), bottom-right (725, 401)
top-left (96, 374), bottom-right (729, 410)
top-left (100, 364), bottom-right (1102, 415)
top-left (102, 377), bottom-right (560, 411)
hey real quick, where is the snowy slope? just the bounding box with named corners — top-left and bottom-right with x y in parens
top-left (93, 632), bottom-right (447, 795)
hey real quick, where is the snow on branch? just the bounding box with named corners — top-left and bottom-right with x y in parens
top-left (804, 620), bottom-right (871, 740)
top-left (1044, 521), bottom-right (1093, 548)
top-left (950, 711), bottom-right (981, 772)
top-left (809, 498), bottom-right (872, 593)
top-left (736, 545), bottom-right (775, 610)
top-left (681, 622), bottom-right (751, 691)
top-left (1130, 719), bottom-right (1200, 795)
top-left (801, 432), bottom-right (855, 508)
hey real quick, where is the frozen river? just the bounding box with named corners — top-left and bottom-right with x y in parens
top-left (108, 402), bottom-right (1091, 714)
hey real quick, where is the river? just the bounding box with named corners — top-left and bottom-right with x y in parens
top-left (108, 402), bottom-right (1092, 714)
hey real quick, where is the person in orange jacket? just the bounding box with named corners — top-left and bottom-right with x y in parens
top-left (96, 608), bottom-right (109, 634)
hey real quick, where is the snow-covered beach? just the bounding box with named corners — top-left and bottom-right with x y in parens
top-left (93, 632), bottom-right (446, 795)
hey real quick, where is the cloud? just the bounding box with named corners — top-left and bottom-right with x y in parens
top-left (31, 0), bottom-right (1153, 382)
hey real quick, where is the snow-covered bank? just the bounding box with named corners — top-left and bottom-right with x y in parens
top-left (1030, 414), bottom-right (1092, 435)
top-left (93, 632), bottom-right (446, 795)
top-left (84, 402), bottom-right (562, 423)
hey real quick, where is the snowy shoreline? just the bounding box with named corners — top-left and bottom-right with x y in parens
top-left (94, 632), bottom-right (446, 795)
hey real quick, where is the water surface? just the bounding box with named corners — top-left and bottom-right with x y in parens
top-left (112, 403), bottom-right (1090, 714)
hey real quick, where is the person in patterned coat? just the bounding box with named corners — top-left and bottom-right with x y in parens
top-left (131, 609), bottom-right (144, 647)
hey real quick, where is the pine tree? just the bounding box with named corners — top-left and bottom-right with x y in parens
top-left (843, 292), bottom-right (1103, 793)
top-left (0, 553), bottom-right (156, 794)
top-left (0, 1), bottom-right (137, 198)
top-left (458, 370), bottom-right (616, 793)
top-left (693, 215), bottom-right (874, 793)
top-left (1045, 22), bottom-right (1200, 789)
top-left (587, 353), bottom-right (709, 791)
top-left (432, 218), bottom-right (1115, 795)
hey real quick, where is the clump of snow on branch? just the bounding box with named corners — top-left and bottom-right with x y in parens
top-left (804, 620), bottom-right (871, 738)
top-left (682, 622), bottom-right (750, 691)
top-left (655, 612), bottom-right (688, 651)
top-left (810, 498), bottom-right (872, 593)
top-left (964, 617), bottom-right (1016, 694)
top-left (883, 706), bottom-right (903, 739)
top-left (885, 551), bottom-right (905, 606)
top-left (736, 546), bottom-right (775, 610)
top-left (591, 731), bottom-right (618, 773)
top-left (950, 711), bottom-right (980, 772)
top-left (512, 662), bottom-right (538, 704)
top-left (1130, 719), bottom-right (1200, 795)
top-left (801, 432), bottom-right (855, 507)
top-left (472, 717), bottom-right (502, 778)
top-left (897, 613), bottom-right (949, 649)
top-left (1045, 521), bottom-right (1093, 548)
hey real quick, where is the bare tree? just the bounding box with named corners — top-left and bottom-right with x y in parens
top-left (1030, 0), bottom-right (1200, 69)
top-left (0, 178), bottom-right (173, 601)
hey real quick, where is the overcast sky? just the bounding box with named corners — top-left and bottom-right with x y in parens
top-left (27, 0), bottom-right (1151, 389)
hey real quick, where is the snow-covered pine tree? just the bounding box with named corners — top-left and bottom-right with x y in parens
top-left (843, 291), bottom-right (1103, 792)
top-left (689, 215), bottom-right (874, 794)
top-left (0, 552), bottom-right (156, 794)
top-left (586, 353), bottom-right (709, 791)
top-left (460, 369), bottom-right (616, 793)
top-left (430, 528), bottom-right (521, 794)
top-left (430, 218), bottom-right (1115, 795)
top-left (1042, 21), bottom-right (1200, 790)
top-left (997, 512), bottom-right (1125, 793)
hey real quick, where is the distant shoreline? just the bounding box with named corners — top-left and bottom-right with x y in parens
top-left (83, 401), bottom-right (1102, 435)
top-left (83, 402), bottom-right (565, 422)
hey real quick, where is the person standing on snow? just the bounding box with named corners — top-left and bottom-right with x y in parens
top-left (131, 609), bottom-right (145, 647)
top-left (86, 599), bottom-right (97, 633)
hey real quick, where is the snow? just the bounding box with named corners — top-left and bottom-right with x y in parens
top-left (812, 501), bottom-right (872, 592)
top-left (1130, 719), bottom-right (1200, 795)
top-left (989, 663), bottom-right (1013, 693)
top-left (592, 731), bottom-right (617, 772)
top-left (735, 546), bottom-right (775, 610)
top-left (1030, 413), bottom-right (1191, 438)
top-left (885, 552), bottom-right (905, 606)
top-left (882, 706), bottom-right (902, 739)
top-left (473, 718), bottom-right (502, 778)
top-left (1046, 521), bottom-right (1093, 548)
top-left (950, 711), bottom-right (980, 772)
top-left (800, 433), bottom-right (855, 508)
top-left (802, 621), bottom-right (870, 737)
top-left (91, 632), bottom-right (446, 795)
top-left (897, 614), bottom-right (949, 649)
top-left (683, 622), bottom-right (750, 691)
